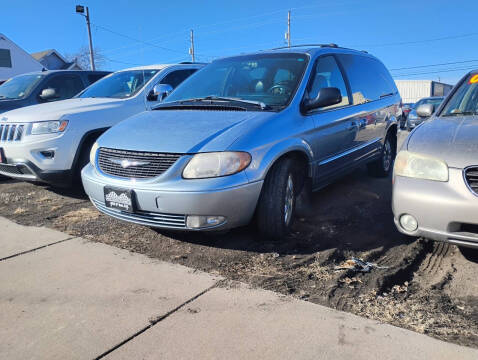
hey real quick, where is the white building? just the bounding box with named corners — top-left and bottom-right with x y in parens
top-left (395, 80), bottom-right (453, 104)
top-left (0, 33), bottom-right (44, 83)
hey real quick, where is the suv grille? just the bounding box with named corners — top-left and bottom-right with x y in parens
top-left (0, 124), bottom-right (25, 142)
top-left (98, 147), bottom-right (182, 179)
top-left (465, 167), bottom-right (478, 195)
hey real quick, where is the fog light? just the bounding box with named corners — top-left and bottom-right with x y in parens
top-left (40, 150), bottom-right (55, 159)
top-left (186, 215), bottom-right (226, 229)
top-left (400, 214), bottom-right (418, 232)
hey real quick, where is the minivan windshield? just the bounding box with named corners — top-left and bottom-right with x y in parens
top-left (164, 53), bottom-right (309, 109)
top-left (79, 70), bottom-right (158, 99)
top-left (441, 75), bottom-right (478, 116)
top-left (0, 74), bottom-right (44, 100)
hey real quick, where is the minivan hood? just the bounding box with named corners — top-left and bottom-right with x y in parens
top-left (98, 109), bottom-right (276, 153)
top-left (407, 115), bottom-right (478, 168)
top-left (0, 97), bottom-right (125, 122)
top-left (0, 98), bottom-right (24, 114)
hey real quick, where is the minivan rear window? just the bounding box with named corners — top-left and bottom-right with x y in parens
top-left (337, 54), bottom-right (397, 104)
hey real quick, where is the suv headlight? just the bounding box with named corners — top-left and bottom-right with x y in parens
top-left (31, 120), bottom-right (68, 135)
top-left (90, 142), bottom-right (99, 165)
top-left (394, 151), bottom-right (448, 182)
top-left (183, 152), bottom-right (251, 179)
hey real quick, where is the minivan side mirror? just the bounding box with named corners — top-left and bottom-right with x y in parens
top-left (302, 87), bottom-right (342, 112)
top-left (147, 84), bottom-right (173, 102)
top-left (416, 103), bottom-right (434, 117)
top-left (39, 88), bottom-right (58, 101)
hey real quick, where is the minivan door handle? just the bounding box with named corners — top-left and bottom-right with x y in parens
top-left (348, 121), bottom-right (358, 131)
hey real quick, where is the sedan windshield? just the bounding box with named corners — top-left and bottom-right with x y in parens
top-left (79, 70), bottom-right (158, 99)
top-left (0, 74), bottom-right (44, 100)
top-left (164, 53), bottom-right (309, 109)
top-left (441, 75), bottom-right (478, 116)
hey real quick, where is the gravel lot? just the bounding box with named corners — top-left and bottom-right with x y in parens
top-left (1, 131), bottom-right (477, 348)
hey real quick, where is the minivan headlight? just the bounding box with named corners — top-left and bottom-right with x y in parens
top-left (90, 142), bottom-right (99, 165)
top-left (183, 152), bottom-right (251, 179)
top-left (31, 120), bottom-right (68, 135)
top-left (394, 151), bottom-right (448, 182)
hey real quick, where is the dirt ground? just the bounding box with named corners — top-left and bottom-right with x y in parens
top-left (1, 131), bottom-right (477, 348)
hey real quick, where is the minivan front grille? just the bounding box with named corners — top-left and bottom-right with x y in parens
top-left (465, 167), bottom-right (478, 195)
top-left (0, 124), bottom-right (25, 142)
top-left (97, 147), bottom-right (182, 179)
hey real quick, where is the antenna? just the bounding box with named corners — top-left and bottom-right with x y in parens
top-left (189, 30), bottom-right (195, 62)
top-left (284, 10), bottom-right (291, 48)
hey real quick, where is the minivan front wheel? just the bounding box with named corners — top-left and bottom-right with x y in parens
top-left (256, 158), bottom-right (301, 239)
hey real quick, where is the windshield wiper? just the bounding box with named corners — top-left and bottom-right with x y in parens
top-left (181, 96), bottom-right (271, 110)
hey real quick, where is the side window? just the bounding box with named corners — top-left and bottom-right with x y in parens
top-left (308, 55), bottom-right (349, 109)
top-left (42, 75), bottom-right (85, 100)
top-left (160, 69), bottom-right (197, 89)
top-left (337, 54), bottom-right (397, 105)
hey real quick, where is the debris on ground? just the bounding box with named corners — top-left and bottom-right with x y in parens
top-left (334, 257), bottom-right (389, 273)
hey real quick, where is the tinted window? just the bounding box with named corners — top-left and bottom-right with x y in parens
top-left (165, 53), bottom-right (309, 108)
top-left (307, 55), bottom-right (349, 109)
top-left (87, 73), bottom-right (108, 85)
top-left (0, 49), bottom-right (12, 68)
top-left (41, 75), bottom-right (85, 100)
top-left (79, 70), bottom-right (158, 99)
top-left (337, 54), bottom-right (397, 104)
top-left (160, 69), bottom-right (197, 88)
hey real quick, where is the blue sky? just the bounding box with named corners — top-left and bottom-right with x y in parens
top-left (3, 0), bottom-right (478, 84)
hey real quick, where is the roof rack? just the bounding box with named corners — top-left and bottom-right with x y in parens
top-left (270, 43), bottom-right (339, 50)
top-left (179, 61), bottom-right (208, 64)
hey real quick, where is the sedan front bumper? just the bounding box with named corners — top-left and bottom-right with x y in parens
top-left (82, 164), bottom-right (264, 231)
top-left (392, 168), bottom-right (478, 249)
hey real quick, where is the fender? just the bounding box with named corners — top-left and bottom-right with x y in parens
top-left (245, 137), bottom-right (314, 182)
top-left (71, 127), bottom-right (110, 171)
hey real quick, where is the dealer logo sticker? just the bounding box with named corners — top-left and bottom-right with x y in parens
top-left (105, 191), bottom-right (132, 207)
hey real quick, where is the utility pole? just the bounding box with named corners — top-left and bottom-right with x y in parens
top-left (286, 10), bottom-right (291, 48)
top-left (76, 5), bottom-right (95, 70)
top-left (189, 30), bottom-right (195, 62)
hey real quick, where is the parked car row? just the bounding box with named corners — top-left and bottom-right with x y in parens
top-left (405, 96), bottom-right (444, 131)
top-left (0, 44), bottom-right (477, 251)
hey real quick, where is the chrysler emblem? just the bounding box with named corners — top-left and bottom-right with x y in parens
top-left (109, 158), bottom-right (150, 168)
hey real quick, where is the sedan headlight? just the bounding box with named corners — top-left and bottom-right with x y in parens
top-left (31, 120), bottom-right (68, 135)
top-left (183, 152), bottom-right (251, 179)
top-left (394, 151), bottom-right (448, 182)
top-left (90, 142), bottom-right (99, 165)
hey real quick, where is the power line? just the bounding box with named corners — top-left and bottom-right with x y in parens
top-left (355, 31), bottom-right (478, 48)
top-left (92, 23), bottom-right (186, 54)
top-left (393, 65), bottom-right (478, 77)
top-left (390, 59), bottom-right (478, 71)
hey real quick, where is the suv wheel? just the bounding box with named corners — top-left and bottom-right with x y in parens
top-left (256, 158), bottom-right (301, 239)
top-left (367, 134), bottom-right (395, 177)
top-left (73, 138), bottom-right (96, 189)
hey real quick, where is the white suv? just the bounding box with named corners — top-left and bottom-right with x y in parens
top-left (0, 63), bottom-right (204, 186)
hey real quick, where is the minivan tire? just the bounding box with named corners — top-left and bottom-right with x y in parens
top-left (367, 134), bottom-right (395, 177)
top-left (256, 157), bottom-right (301, 239)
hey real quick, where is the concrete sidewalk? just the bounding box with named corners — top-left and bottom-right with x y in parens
top-left (1, 217), bottom-right (477, 360)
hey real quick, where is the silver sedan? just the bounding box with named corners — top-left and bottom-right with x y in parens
top-left (393, 71), bottom-right (478, 249)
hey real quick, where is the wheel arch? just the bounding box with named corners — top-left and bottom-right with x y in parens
top-left (71, 127), bottom-right (110, 171)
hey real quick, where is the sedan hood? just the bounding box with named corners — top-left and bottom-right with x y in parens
top-left (98, 109), bottom-right (276, 153)
top-left (407, 115), bottom-right (478, 168)
top-left (0, 97), bottom-right (125, 122)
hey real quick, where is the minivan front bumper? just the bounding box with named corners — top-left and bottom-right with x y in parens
top-left (82, 164), bottom-right (263, 231)
top-left (392, 168), bottom-right (478, 249)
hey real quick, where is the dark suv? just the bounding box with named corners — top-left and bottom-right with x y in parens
top-left (0, 70), bottom-right (110, 113)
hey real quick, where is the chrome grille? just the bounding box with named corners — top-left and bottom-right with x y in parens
top-left (465, 167), bottom-right (478, 195)
top-left (98, 148), bottom-right (182, 179)
top-left (0, 124), bottom-right (25, 142)
top-left (91, 199), bottom-right (186, 228)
